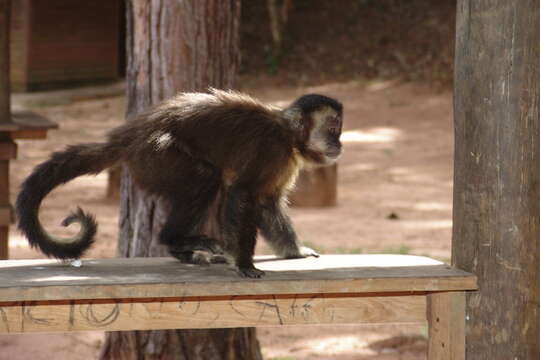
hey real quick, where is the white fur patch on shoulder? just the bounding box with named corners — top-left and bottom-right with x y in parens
top-left (149, 130), bottom-right (174, 150)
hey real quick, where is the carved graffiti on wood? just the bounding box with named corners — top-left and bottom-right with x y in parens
top-left (0, 294), bottom-right (426, 333)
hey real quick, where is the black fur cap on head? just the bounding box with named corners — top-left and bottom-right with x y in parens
top-left (291, 94), bottom-right (343, 115)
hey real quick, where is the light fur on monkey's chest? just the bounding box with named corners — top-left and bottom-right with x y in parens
top-left (260, 150), bottom-right (302, 199)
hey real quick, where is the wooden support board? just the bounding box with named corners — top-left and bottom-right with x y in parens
top-left (0, 205), bottom-right (12, 225)
top-left (0, 255), bottom-right (477, 339)
top-left (0, 293), bottom-right (427, 333)
top-left (3, 110), bottom-right (58, 139)
top-left (427, 292), bottom-right (466, 359)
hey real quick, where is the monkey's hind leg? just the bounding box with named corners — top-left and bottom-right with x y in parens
top-left (161, 210), bottom-right (225, 265)
top-left (158, 163), bottom-right (224, 265)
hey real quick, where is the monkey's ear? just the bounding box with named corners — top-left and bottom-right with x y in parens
top-left (282, 107), bottom-right (304, 133)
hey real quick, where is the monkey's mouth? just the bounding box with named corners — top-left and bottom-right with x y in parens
top-left (325, 148), bottom-right (342, 159)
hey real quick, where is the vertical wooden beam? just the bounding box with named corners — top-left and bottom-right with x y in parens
top-left (289, 165), bottom-right (338, 207)
top-left (0, 0), bottom-right (12, 259)
top-left (0, 159), bottom-right (9, 259)
top-left (427, 292), bottom-right (465, 360)
top-left (453, 1), bottom-right (540, 358)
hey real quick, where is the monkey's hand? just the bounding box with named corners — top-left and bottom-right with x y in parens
top-left (298, 246), bottom-right (320, 258)
top-left (282, 245), bottom-right (320, 259)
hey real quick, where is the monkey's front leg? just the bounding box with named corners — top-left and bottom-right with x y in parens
top-left (259, 199), bottom-right (320, 259)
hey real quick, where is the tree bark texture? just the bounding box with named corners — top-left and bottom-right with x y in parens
top-left (0, 0), bottom-right (11, 260)
top-left (453, 1), bottom-right (540, 359)
top-left (100, 1), bottom-right (263, 359)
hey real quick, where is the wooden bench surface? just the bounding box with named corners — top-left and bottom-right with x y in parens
top-left (0, 255), bottom-right (477, 334)
top-left (0, 255), bottom-right (477, 302)
top-left (0, 110), bottom-right (58, 139)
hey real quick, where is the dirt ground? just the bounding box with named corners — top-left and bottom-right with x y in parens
top-left (1, 79), bottom-right (453, 360)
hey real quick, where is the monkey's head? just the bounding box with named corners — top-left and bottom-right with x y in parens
top-left (283, 94), bottom-right (344, 165)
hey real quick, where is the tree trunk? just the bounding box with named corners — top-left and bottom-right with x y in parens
top-left (100, 1), bottom-right (263, 359)
top-left (453, 1), bottom-right (540, 358)
top-left (0, 0), bottom-right (11, 260)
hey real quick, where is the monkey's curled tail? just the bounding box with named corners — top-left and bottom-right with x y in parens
top-left (16, 143), bottom-right (122, 260)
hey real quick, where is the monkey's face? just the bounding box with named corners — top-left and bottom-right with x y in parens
top-left (306, 106), bottom-right (343, 165)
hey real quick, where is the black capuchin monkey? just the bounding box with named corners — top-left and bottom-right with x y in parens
top-left (16, 89), bottom-right (344, 278)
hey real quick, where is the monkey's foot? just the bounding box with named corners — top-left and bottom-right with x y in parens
top-left (190, 250), bottom-right (213, 265)
top-left (167, 237), bottom-right (223, 260)
top-left (210, 254), bottom-right (228, 264)
top-left (236, 266), bottom-right (265, 278)
top-left (171, 250), bottom-right (211, 265)
top-left (179, 236), bottom-right (223, 254)
top-left (171, 250), bottom-right (228, 266)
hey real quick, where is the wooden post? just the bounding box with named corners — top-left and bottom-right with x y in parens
top-left (289, 165), bottom-right (338, 207)
top-left (453, 1), bottom-right (540, 358)
top-left (427, 292), bottom-right (466, 360)
top-left (0, 0), bottom-right (56, 259)
top-left (0, 0), bottom-right (12, 259)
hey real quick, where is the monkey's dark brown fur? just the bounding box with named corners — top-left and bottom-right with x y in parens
top-left (16, 89), bottom-right (343, 277)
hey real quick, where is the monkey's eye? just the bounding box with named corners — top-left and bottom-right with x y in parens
top-left (328, 126), bottom-right (340, 135)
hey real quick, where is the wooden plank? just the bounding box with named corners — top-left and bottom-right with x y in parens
top-left (0, 111), bottom-right (57, 138)
top-left (0, 110), bottom-right (58, 131)
top-left (0, 160), bottom-right (8, 206)
top-left (0, 226), bottom-right (7, 259)
top-left (0, 205), bottom-right (11, 225)
top-left (0, 255), bottom-right (478, 302)
top-left (11, 110), bottom-right (58, 129)
top-left (0, 140), bottom-right (17, 159)
top-left (0, 157), bottom-right (8, 259)
top-left (427, 292), bottom-right (466, 360)
top-left (9, 129), bottom-right (49, 139)
top-left (5, 110), bottom-right (57, 138)
top-left (0, 293), bottom-right (427, 334)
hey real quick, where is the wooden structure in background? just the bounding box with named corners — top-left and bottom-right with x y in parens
top-left (453, 1), bottom-right (540, 358)
top-left (10, 0), bottom-right (121, 91)
top-left (0, 255), bottom-right (477, 359)
top-left (0, 0), bottom-right (57, 259)
top-left (289, 165), bottom-right (338, 207)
